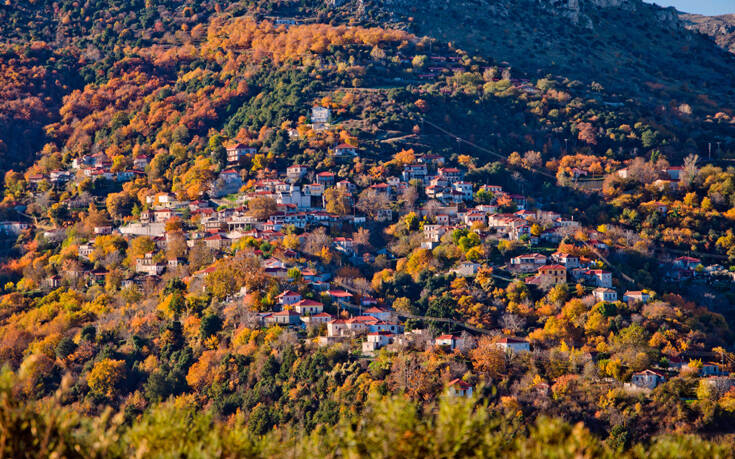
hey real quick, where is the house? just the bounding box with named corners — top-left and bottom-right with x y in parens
top-left (301, 312), bottom-right (332, 326)
top-left (226, 143), bottom-right (256, 163)
top-left (402, 164), bottom-right (428, 182)
top-left (495, 337), bottom-right (530, 353)
top-left (435, 334), bottom-right (464, 351)
top-left (78, 243), bottom-right (94, 259)
top-left (327, 290), bottom-right (354, 305)
top-left (204, 233), bottom-right (230, 251)
top-left (537, 264), bottom-right (567, 285)
top-left (135, 253), bottom-right (165, 275)
top-left (364, 306), bottom-right (392, 321)
top-left (333, 144), bottom-right (357, 157)
top-left (438, 167), bottom-right (463, 182)
top-left (463, 210), bottom-right (487, 226)
top-left (447, 379), bottom-right (473, 398)
top-left (674, 256), bottom-right (701, 270)
top-left (311, 106), bottom-right (331, 125)
top-left (593, 288), bottom-right (618, 303)
top-left (316, 171), bottom-right (336, 187)
top-left (277, 290), bottom-right (302, 306)
top-left (333, 237), bottom-right (355, 254)
top-left (454, 182), bottom-right (473, 200)
top-left (362, 332), bottom-right (394, 355)
top-left (665, 166), bottom-right (683, 180)
top-left (551, 252), bottom-right (580, 269)
top-left (623, 291), bottom-right (650, 304)
top-left (630, 369), bottom-right (666, 389)
top-left (451, 261), bottom-right (480, 277)
top-left (93, 225), bottom-right (112, 235)
top-left (587, 269), bottom-right (612, 288)
top-left (266, 310), bottom-right (302, 326)
top-left (42, 275), bottom-right (61, 290)
top-left (133, 154), bottom-right (150, 170)
top-left (511, 253), bottom-right (547, 268)
top-left (293, 299), bottom-right (323, 315)
top-left (701, 362), bottom-right (727, 377)
top-left (286, 164), bottom-right (308, 182)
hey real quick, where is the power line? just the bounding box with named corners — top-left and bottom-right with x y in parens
top-left (415, 115), bottom-right (559, 181)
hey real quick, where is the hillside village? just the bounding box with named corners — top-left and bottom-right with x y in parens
top-left (3, 1), bottom-right (735, 452)
top-left (3, 101), bottom-right (734, 397)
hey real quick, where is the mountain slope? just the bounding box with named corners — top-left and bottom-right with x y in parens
top-left (682, 13), bottom-right (735, 55)
top-left (335, 0), bottom-right (735, 108)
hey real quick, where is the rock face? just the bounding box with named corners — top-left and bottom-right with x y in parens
top-left (681, 13), bottom-right (735, 54)
top-left (537, 0), bottom-right (680, 30)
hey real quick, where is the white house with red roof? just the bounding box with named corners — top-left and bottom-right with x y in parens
top-left (674, 256), bottom-right (701, 270)
top-left (362, 331), bottom-right (394, 355)
top-left (630, 369), bottom-right (666, 389)
top-left (364, 306), bottom-right (392, 321)
top-left (551, 252), bottom-right (580, 268)
top-left (286, 164), bottom-right (308, 182)
top-left (277, 290), bottom-right (302, 306)
top-left (333, 144), bottom-right (357, 157)
top-left (447, 379), bottom-right (473, 397)
top-left (495, 337), bottom-right (530, 353)
top-left (586, 269), bottom-right (612, 288)
top-left (435, 334), bottom-right (464, 351)
top-left (327, 289), bottom-right (354, 305)
top-left (293, 299), bottom-right (323, 315)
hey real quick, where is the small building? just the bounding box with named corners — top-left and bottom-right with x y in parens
top-left (495, 337), bottom-right (530, 353)
top-left (537, 264), bottom-right (567, 285)
top-left (277, 290), bottom-right (302, 306)
top-left (226, 143), bottom-right (256, 164)
top-left (364, 306), bottom-right (392, 322)
top-left (311, 106), bottom-right (331, 125)
top-left (551, 252), bottom-right (580, 269)
top-left (293, 299), bottom-right (323, 315)
top-left (333, 144), bottom-right (357, 157)
top-left (630, 369), bottom-right (666, 389)
top-left (673, 256), bottom-right (701, 270)
top-left (623, 290), bottom-right (650, 304)
top-left (587, 269), bottom-right (612, 288)
top-left (447, 379), bottom-right (473, 398)
top-left (593, 288), bottom-right (618, 303)
top-left (135, 253), bottom-right (164, 276)
top-left (452, 261), bottom-right (480, 277)
top-left (301, 312), bottom-right (333, 326)
top-left (362, 332), bottom-right (394, 355)
top-left (266, 310), bottom-right (302, 326)
top-left (435, 334), bottom-right (464, 351)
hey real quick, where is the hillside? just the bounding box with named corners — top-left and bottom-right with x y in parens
top-left (332, 0), bottom-right (735, 107)
top-left (682, 13), bottom-right (735, 55)
top-left (2, 0), bottom-right (735, 455)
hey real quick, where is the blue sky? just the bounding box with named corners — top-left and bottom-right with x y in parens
top-left (644, 0), bottom-right (734, 15)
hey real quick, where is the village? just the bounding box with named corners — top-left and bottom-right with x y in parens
top-left (3, 102), bottom-right (732, 397)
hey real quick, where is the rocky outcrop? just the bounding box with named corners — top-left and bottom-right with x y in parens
top-left (681, 13), bottom-right (735, 54)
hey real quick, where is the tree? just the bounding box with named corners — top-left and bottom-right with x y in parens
top-left (323, 188), bottom-right (352, 215)
top-left (87, 358), bottom-right (126, 398)
top-left (200, 313), bottom-right (222, 339)
top-left (356, 189), bottom-right (390, 218)
top-left (248, 197), bottom-right (278, 220)
top-left (470, 337), bottom-right (506, 378)
top-left (127, 236), bottom-right (156, 265)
